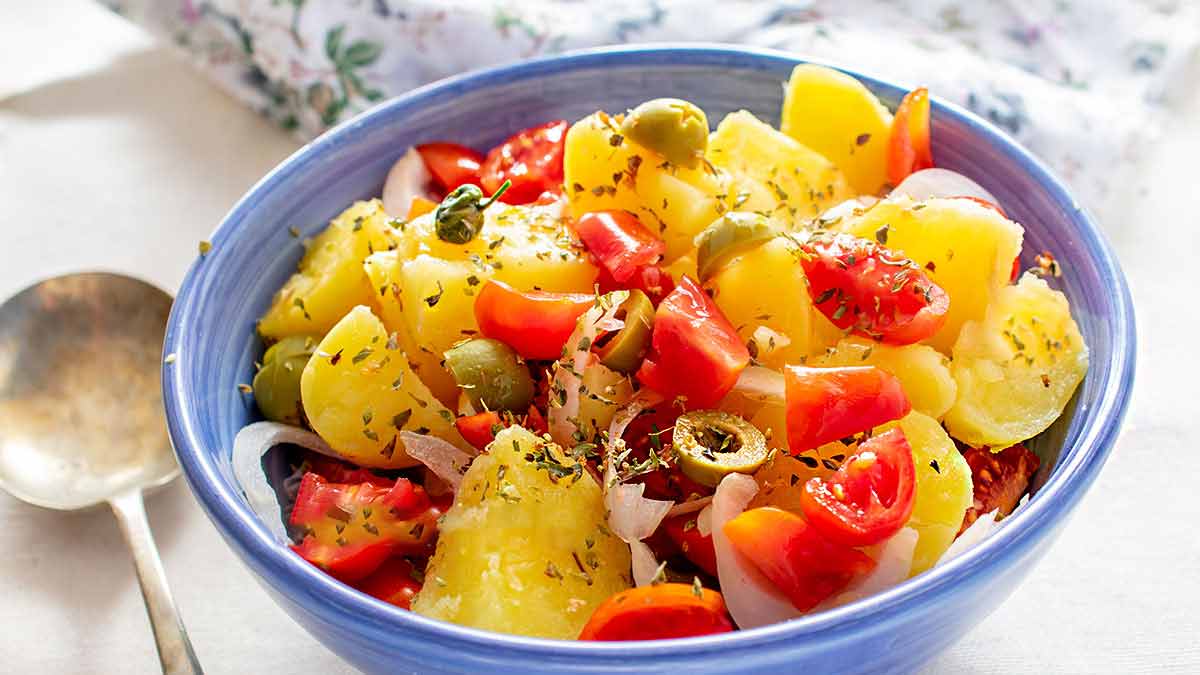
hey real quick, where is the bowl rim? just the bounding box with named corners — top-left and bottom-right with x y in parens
top-left (163, 43), bottom-right (1136, 660)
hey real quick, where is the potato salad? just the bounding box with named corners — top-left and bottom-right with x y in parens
top-left (233, 64), bottom-right (1088, 641)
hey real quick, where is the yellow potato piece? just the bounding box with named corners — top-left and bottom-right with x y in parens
top-left (780, 64), bottom-right (894, 195)
top-left (878, 412), bottom-right (972, 575)
top-left (838, 196), bottom-right (1024, 353)
top-left (299, 306), bottom-right (469, 468)
top-left (259, 200), bottom-right (399, 340)
top-left (813, 336), bottom-right (957, 420)
top-left (564, 111), bottom-right (733, 261)
top-left (944, 273), bottom-right (1088, 447)
top-left (708, 110), bottom-right (852, 224)
top-left (412, 426), bottom-right (631, 639)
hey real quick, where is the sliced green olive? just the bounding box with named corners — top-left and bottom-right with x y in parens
top-left (694, 212), bottom-right (784, 283)
top-left (620, 98), bottom-right (709, 169)
top-left (253, 335), bottom-right (318, 425)
top-left (592, 289), bottom-right (655, 373)
top-left (673, 411), bottom-right (769, 487)
top-left (443, 338), bottom-right (535, 412)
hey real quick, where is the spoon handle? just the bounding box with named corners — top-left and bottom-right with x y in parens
top-left (110, 489), bottom-right (204, 675)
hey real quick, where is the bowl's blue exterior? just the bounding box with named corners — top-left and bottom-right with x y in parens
top-left (162, 45), bottom-right (1135, 674)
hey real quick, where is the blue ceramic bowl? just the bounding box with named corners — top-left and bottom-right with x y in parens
top-left (163, 45), bottom-right (1135, 673)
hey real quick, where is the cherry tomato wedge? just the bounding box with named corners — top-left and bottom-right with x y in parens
top-left (574, 211), bottom-right (666, 283)
top-left (800, 232), bottom-right (949, 345)
top-left (480, 120), bottom-right (568, 205)
top-left (636, 276), bottom-right (750, 408)
top-left (887, 87), bottom-right (934, 185)
top-left (578, 583), bottom-right (734, 641)
top-left (415, 142), bottom-right (483, 192)
top-left (723, 506), bottom-right (876, 611)
top-left (663, 514), bottom-right (718, 577)
top-left (959, 443), bottom-right (1040, 534)
top-left (596, 263), bottom-right (675, 306)
top-left (784, 365), bottom-right (911, 453)
top-left (352, 557), bottom-right (424, 610)
top-left (454, 406), bottom-right (550, 452)
top-left (800, 428), bottom-right (917, 547)
top-left (474, 280), bottom-right (595, 360)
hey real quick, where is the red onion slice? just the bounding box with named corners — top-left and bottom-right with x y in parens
top-left (232, 422), bottom-right (336, 543)
top-left (936, 507), bottom-right (1003, 567)
top-left (891, 168), bottom-right (999, 206)
top-left (630, 540), bottom-right (662, 587)
top-left (548, 292), bottom-right (627, 447)
top-left (730, 365), bottom-right (786, 406)
top-left (397, 431), bottom-right (473, 491)
top-left (381, 146), bottom-right (433, 217)
top-left (820, 526), bottom-right (918, 609)
top-left (665, 495), bottom-right (713, 518)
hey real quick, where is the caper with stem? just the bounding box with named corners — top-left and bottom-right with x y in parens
top-left (433, 179), bottom-right (511, 244)
top-left (443, 337), bottom-right (535, 412)
top-left (620, 98), bottom-right (709, 169)
top-left (252, 335), bottom-right (318, 425)
top-left (672, 410), bottom-right (769, 487)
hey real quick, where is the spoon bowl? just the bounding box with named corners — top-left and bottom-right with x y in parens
top-left (0, 272), bottom-right (201, 674)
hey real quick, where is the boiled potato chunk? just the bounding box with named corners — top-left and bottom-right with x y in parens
top-left (364, 203), bottom-right (597, 407)
top-left (299, 306), bottom-right (469, 467)
top-left (839, 196), bottom-right (1023, 353)
top-left (780, 64), bottom-right (894, 195)
top-left (813, 337), bottom-right (957, 420)
top-left (412, 426), bottom-right (631, 639)
top-left (259, 200), bottom-right (399, 340)
top-left (944, 273), bottom-right (1088, 447)
top-left (878, 412), bottom-right (972, 575)
top-left (564, 111), bottom-right (731, 261)
top-left (707, 110), bottom-right (852, 224)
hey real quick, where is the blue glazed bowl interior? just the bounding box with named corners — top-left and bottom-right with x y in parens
top-left (163, 45), bottom-right (1134, 673)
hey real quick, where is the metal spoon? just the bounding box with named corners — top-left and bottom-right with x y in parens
top-left (0, 272), bottom-right (202, 675)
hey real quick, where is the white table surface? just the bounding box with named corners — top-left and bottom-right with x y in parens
top-left (1, 3), bottom-right (1197, 673)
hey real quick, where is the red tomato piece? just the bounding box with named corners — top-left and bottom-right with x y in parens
top-left (887, 87), bottom-right (934, 186)
top-left (595, 261), bottom-right (675, 306)
top-left (800, 428), bottom-right (917, 547)
top-left (574, 211), bottom-right (667, 283)
top-left (723, 506), bottom-right (876, 611)
top-left (415, 142), bottom-right (483, 192)
top-left (784, 365), bottom-right (911, 454)
top-left (636, 276), bottom-right (750, 408)
top-left (454, 406), bottom-right (549, 451)
top-left (663, 514), bottom-right (718, 577)
top-left (959, 444), bottom-right (1040, 534)
top-left (800, 232), bottom-right (949, 345)
top-left (289, 472), bottom-right (440, 581)
top-left (480, 120), bottom-right (568, 204)
top-left (578, 584), bottom-right (734, 641)
top-left (352, 557), bottom-right (424, 610)
top-left (474, 280), bottom-right (595, 360)
top-left (1010, 257), bottom-right (1021, 283)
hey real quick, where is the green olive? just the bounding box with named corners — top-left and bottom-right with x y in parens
top-left (694, 212), bottom-right (784, 283)
top-left (443, 338), bottom-right (535, 412)
top-left (253, 335), bottom-right (318, 425)
top-left (620, 98), bottom-right (709, 169)
top-left (592, 289), bottom-right (655, 373)
top-left (672, 411), bottom-right (769, 487)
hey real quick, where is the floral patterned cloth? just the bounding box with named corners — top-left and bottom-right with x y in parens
top-left (101, 0), bottom-right (1198, 211)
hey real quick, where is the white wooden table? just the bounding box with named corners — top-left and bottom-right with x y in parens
top-left (1, 2), bottom-right (1196, 673)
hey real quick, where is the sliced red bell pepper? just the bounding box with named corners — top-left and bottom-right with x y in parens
top-left (784, 365), bottom-right (911, 454)
top-left (578, 584), bottom-right (734, 641)
top-left (800, 428), bottom-right (917, 547)
top-left (480, 120), bottom-right (568, 204)
top-left (474, 280), bottom-right (595, 360)
top-left (574, 211), bottom-right (666, 283)
top-left (636, 276), bottom-right (750, 408)
top-left (887, 87), bottom-right (934, 186)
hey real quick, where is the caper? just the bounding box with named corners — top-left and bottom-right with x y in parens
top-left (434, 180), bottom-right (511, 244)
top-left (592, 289), bottom-right (655, 373)
top-left (253, 335), bottom-right (318, 425)
top-left (672, 411), bottom-right (769, 487)
top-left (443, 338), bottom-right (535, 412)
top-left (620, 98), bottom-right (709, 169)
top-left (694, 212), bottom-right (784, 282)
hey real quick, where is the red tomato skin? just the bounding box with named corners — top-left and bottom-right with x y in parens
top-left (578, 584), bottom-right (734, 641)
top-left (596, 263), bottom-right (675, 306)
top-left (415, 142), bottom-right (483, 192)
top-left (800, 428), bottom-right (917, 547)
top-left (473, 280), bottom-right (595, 360)
top-left (887, 87), bottom-right (934, 186)
top-left (480, 121), bottom-right (568, 204)
top-left (663, 514), bottom-right (719, 577)
top-left (455, 411), bottom-right (503, 451)
top-left (800, 233), bottom-right (949, 345)
top-left (636, 276), bottom-right (750, 408)
top-left (291, 538), bottom-right (395, 583)
top-left (784, 365), bottom-right (911, 454)
top-left (723, 507), bottom-right (876, 611)
top-left (353, 557), bottom-right (424, 610)
top-left (304, 454), bottom-right (393, 486)
top-left (574, 211), bottom-right (666, 283)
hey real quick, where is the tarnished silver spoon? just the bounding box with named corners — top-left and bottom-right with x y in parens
top-left (0, 273), bottom-right (201, 674)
